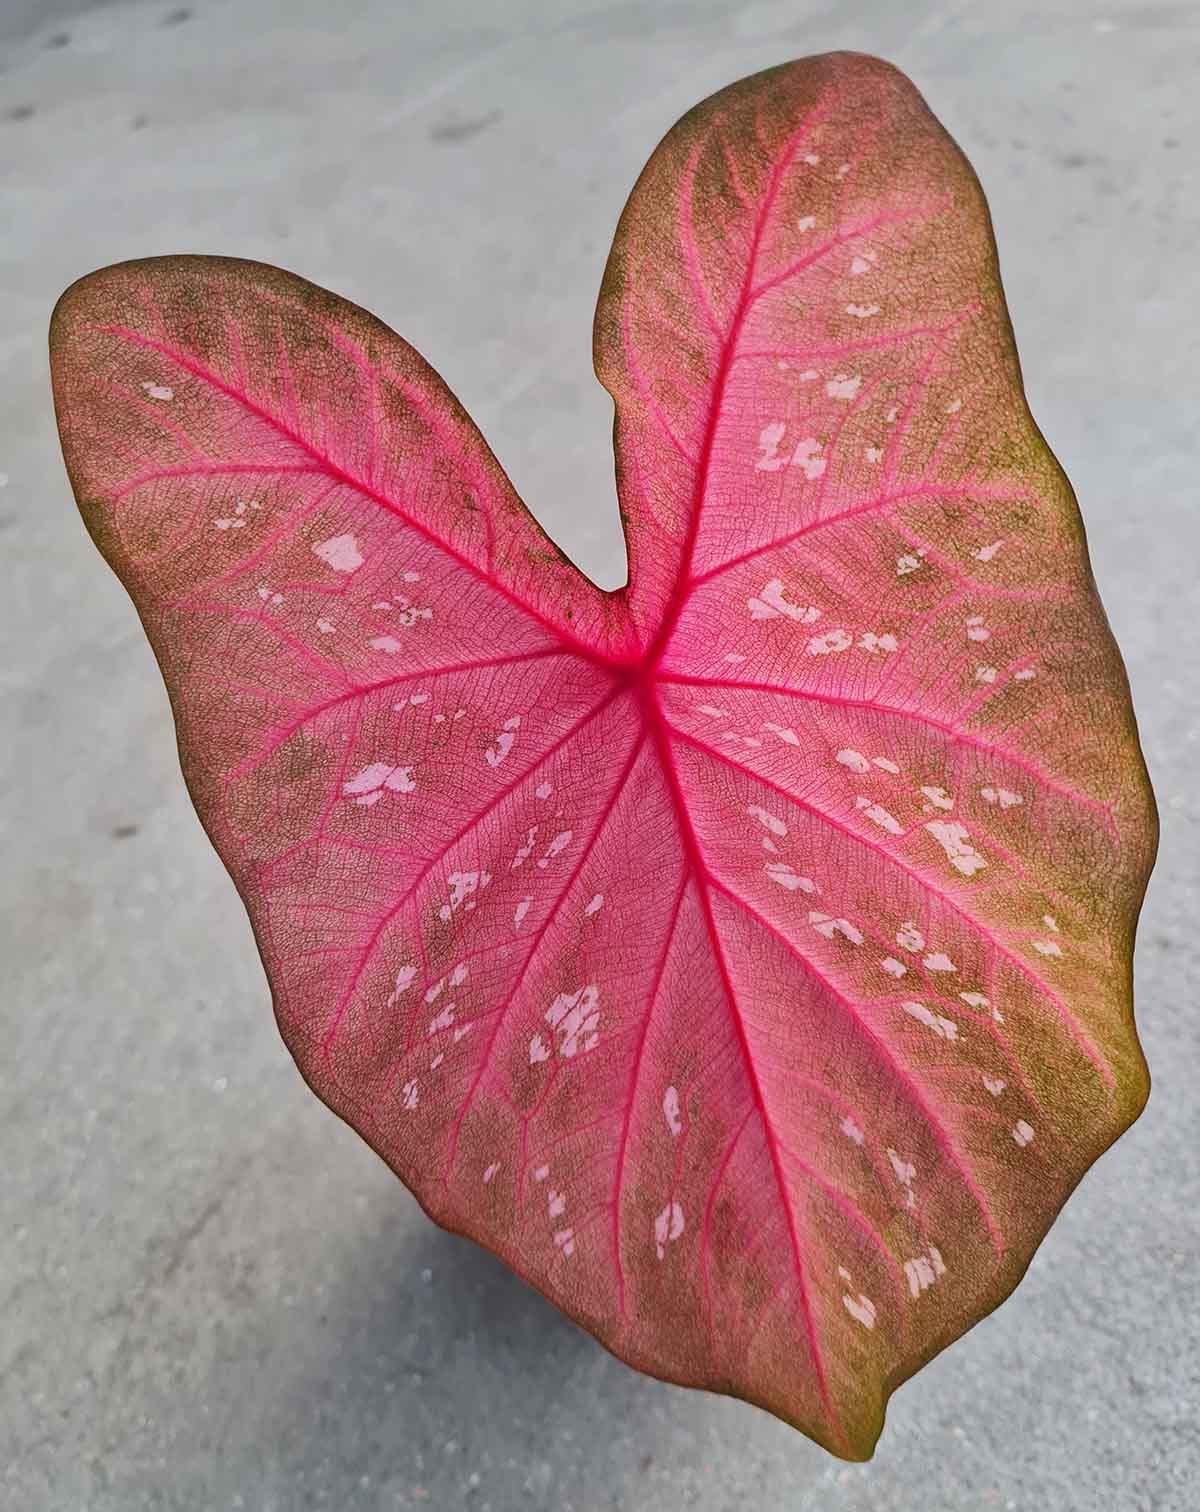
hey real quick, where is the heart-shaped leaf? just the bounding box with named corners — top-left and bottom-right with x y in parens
top-left (51, 52), bottom-right (1155, 1459)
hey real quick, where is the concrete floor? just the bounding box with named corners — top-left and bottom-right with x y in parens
top-left (3, 1), bottom-right (1197, 1508)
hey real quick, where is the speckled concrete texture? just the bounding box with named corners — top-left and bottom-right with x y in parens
top-left (3, 2), bottom-right (1196, 1507)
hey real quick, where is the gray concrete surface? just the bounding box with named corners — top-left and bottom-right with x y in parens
top-left (3, 1), bottom-right (1197, 1507)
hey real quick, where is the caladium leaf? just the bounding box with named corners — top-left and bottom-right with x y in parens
top-left (51, 52), bottom-right (1155, 1459)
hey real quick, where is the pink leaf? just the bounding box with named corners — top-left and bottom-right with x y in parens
top-left (50, 53), bottom-right (1156, 1460)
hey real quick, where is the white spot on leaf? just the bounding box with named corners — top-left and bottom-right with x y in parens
top-left (748, 578), bottom-right (821, 622)
top-left (653, 1201), bottom-right (685, 1260)
top-left (902, 1000), bottom-right (959, 1040)
top-left (960, 991), bottom-right (1000, 1022)
top-left (343, 762), bottom-right (415, 804)
top-left (843, 1292), bottom-right (877, 1329)
top-left (545, 984), bottom-right (601, 1058)
top-left (428, 1003), bottom-right (455, 1035)
top-left (807, 628), bottom-right (852, 655)
top-left (888, 1149), bottom-right (916, 1186)
top-left (905, 1246), bottom-right (946, 1297)
top-left (790, 436), bottom-right (826, 479)
top-left (755, 421), bottom-right (788, 472)
top-left (825, 373), bottom-right (862, 400)
top-left (511, 827), bottom-right (538, 871)
top-left (981, 785), bottom-right (1022, 809)
top-left (855, 798), bottom-right (903, 835)
top-left (485, 715), bottom-right (520, 768)
top-left (313, 533), bottom-right (363, 573)
top-left (748, 805), bottom-right (787, 837)
top-left (438, 869), bottom-right (490, 921)
top-left (387, 965), bottom-right (418, 1005)
top-left (809, 912), bottom-right (863, 945)
top-left (538, 831), bottom-right (573, 869)
top-left (965, 615), bottom-right (991, 642)
top-left (925, 820), bottom-right (987, 876)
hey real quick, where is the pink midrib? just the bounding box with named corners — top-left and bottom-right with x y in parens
top-left (636, 674), bottom-right (841, 1437)
top-left (639, 108), bottom-right (824, 673)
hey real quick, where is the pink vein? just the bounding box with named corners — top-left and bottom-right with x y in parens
top-left (664, 714), bottom-right (1113, 1091)
top-left (680, 137), bottom-right (725, 342)
top-left (777, 1142), bottom-right (908, 1317)
top-left (745, 200), bottom-right (943, 309)
top-left (703, 865), bottom-right (1005, 1255)
top-left (685, 480), bottom-right (1018, 591)
top-left (645, 697), bottom-right (841, 1441)
top-left (443, 731), bottom-right (647, 1182)
top-left (643, 103), bottom-right (829, 666)
top-left (659, 671), bottom-right (1116, 833)
top-left (318, 687), bottom-right (623, 1057)
top-left (732, 314), bottom-right (975, 366)
top-left (715, 122), bottom-right (753, 210)
top-left (221, 648), bottom-right (567, 786)
top-left (620, 310), bottom-right (699, 467)
top-left (699, 1108), bottom-right (756, 1339)
top-left (172, 598), bottom-right (351, 688)
top-left (191, 486), bottom-right (339, 596)
top-left (97, 324), bottom-right (615, 671)
top-left (610, 862), bottom-right (690, 1317)
top-left (111, 460), bottom-right (326, 502)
